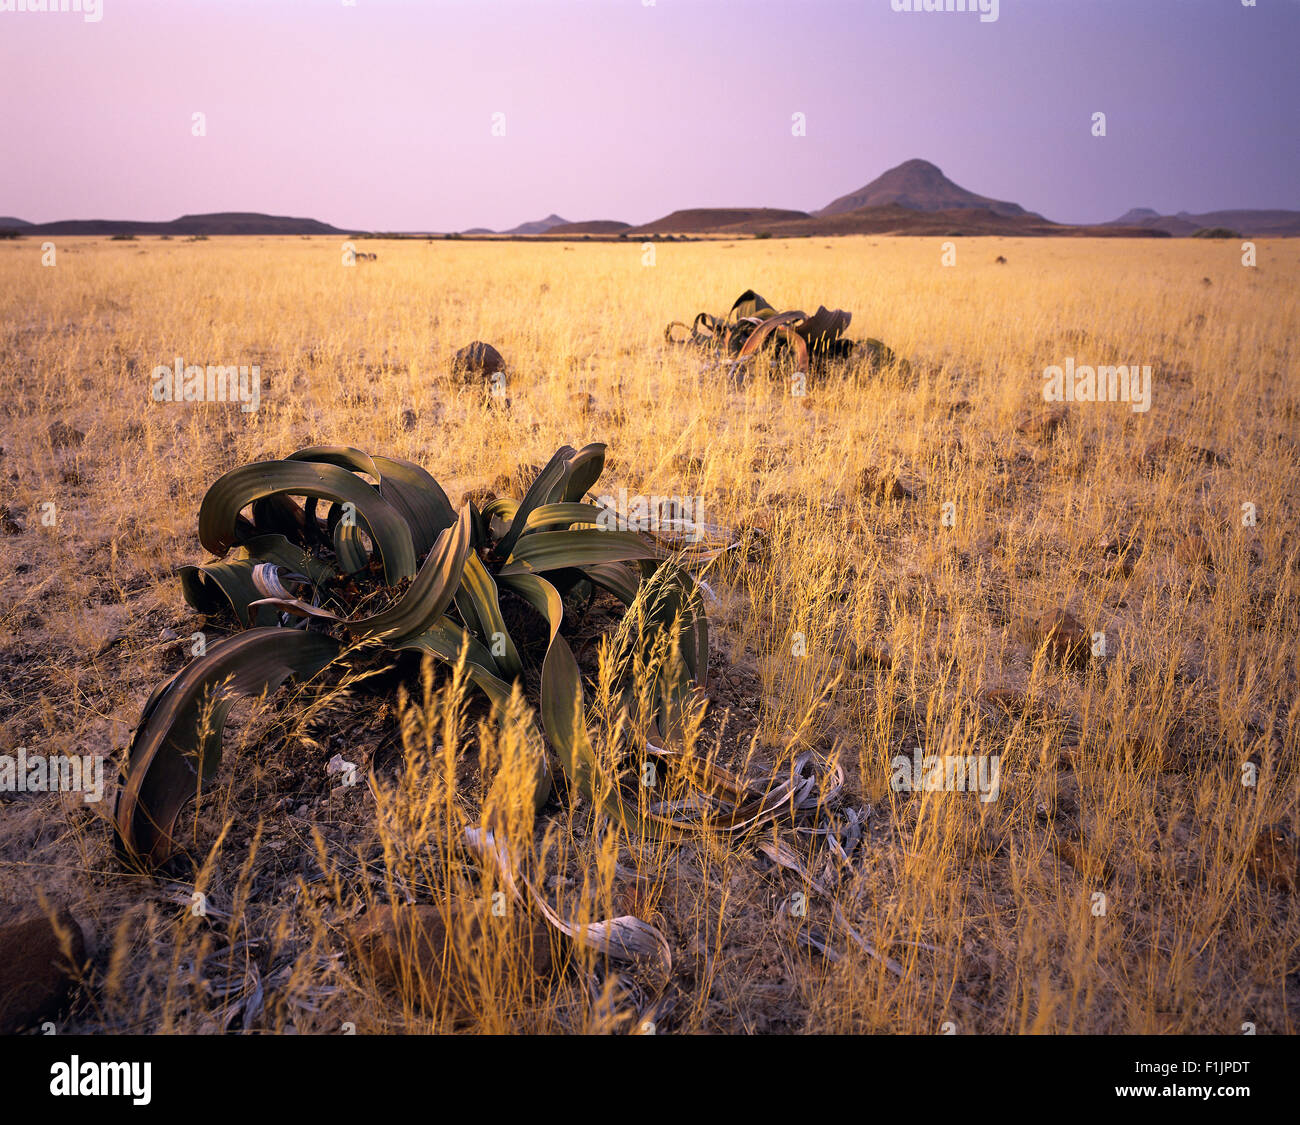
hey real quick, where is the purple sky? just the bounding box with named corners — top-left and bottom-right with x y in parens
top-left (2, 0), bottom-right (1297, 230)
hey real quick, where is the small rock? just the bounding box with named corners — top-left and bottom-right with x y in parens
top-left (858, 467), bottom-right (913, 503)
top-left (1097, 533), bottom-right (1140, 576)
top-left (1175, 532), bottom-right (1213, 569)
top-left (159, 627), bottom-right (179, 642)
top-left (847, 637), bottom-right (894, 671)
top-left (451, 341), bottom-right (505, 381)
top-left (1097, 532), bottom-right (1138, 557)
top-left (461, 487), bottom-right (496, 511)
top-left (1032, 609), bottom-right (1091, 670)
top-left (1249, 824), bottom-right (1297, 892)
top-left (569, 392), bottom-right (597, 417)
top-left (995, 255), bottom-right (1007, 264)
top-left (1017, 406), bottom-right (1066, 442)
top-left (1138, 435), bottom-right (1228, 469)
top-left (48, 422), bottom-right (85, 449)
top-left (492, 463), bottom-right (543, 499)
top-left (1137, 436), bottom-right (1178, 468)
top-left (0, 506), bottom-right (23, 535)
top-left (980, 687), bottom-right (1028, 714)
top-left (347, 900), bottom-right (553, 1012)
top-left (0, 907), bottom-right (86, 1033)
top-left (856, 338), bottom-right (897, 370)
top-left (1053, 834), bottom-right (1115, 884)
top-left (829, 622), bottom-right (894, 672)
top-left (326, 753), bottom-right (358, 783)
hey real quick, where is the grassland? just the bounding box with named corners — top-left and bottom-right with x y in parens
top-left (0, 234), bottom-right (1297, 1034)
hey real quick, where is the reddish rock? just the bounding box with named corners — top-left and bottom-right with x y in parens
top-left (1250, 824), bottom-right (1297, 893)
top-left (1016, 406), bottom-right (1066, 442)
top-left (851, 639), bottom-right (895, 671)
top-left (347, 900), bottom-right (554, 1012)
top-left (1096, 533), bottom-right (1141, 577)
top-left (460, 487), bottom-right (497, 511)
top-left (1138, 435), bottom-right (1228, 470)
top-left (981, 687), bottom-right (1028, 714)
top-left (570, 392), bottom-right (597, 417)
top-left (1054, 835), bottom-right (1115, 884)
top-left (829, 622), bottom-right (894, 672)
top-left (858, 466), bottom-right (913, 503)
top-left (492, 463), bottom-right (543, 499)
top-left (1033, 609), bottom-right (1091, 670)
top-left (0, 907), bottom-right (86, 1033)
top-left (1097, 532), bottom-right (1141, 558)
top-left (1175, 532), bottom-right (1213, 569)
top-left (47, 422), bottom-right (85, 449)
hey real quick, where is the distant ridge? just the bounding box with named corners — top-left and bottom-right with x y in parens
top-left (453, 160), bottom-right (1296, 238)
top-left (619, 201), bottom-right (1162, 240)
top-left (503, 213), bottom-right (569, 235)
top-left (816, 158), bottom-right (1032, 219)
top-left (745, 204), bottom-right (1164, 239)
top-left (10, 162), bottom-right (1297, 240)
top-left (11, 212), bottom-right (345, 237)
top-left (1103, 208), bottom-right (1300, 237)
top-left (628, 208), bottom-right (810, 235)
top-left (547, 219), bottom-right (631, 235)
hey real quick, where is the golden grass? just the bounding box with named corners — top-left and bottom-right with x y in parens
top-left (0, 233), bottom-right (1297, 1034)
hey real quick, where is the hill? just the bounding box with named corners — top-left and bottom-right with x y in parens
top-left (503, 213), bottom-right (569, 235)
top-left (1112, 208), bottom-right (1162, 224)
top-left (816, 158), bottom-right (1032, 219)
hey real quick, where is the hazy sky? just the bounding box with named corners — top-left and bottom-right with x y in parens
top-left (2, 0), bottom-right (1297, 229)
